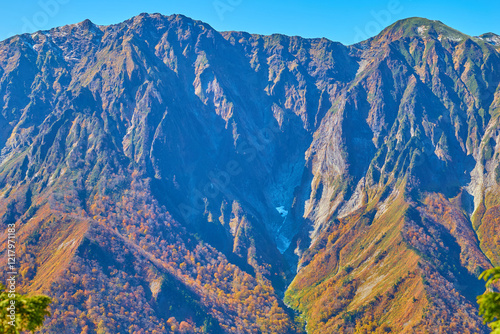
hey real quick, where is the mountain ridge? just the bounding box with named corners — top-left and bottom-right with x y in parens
top-left (5, 14), bottom-right (498, 46)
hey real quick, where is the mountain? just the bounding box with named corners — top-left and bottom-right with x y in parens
top-left (478, 32), bottom-right (500, 47)
top-left (0, 14), bottom-right (499, 333)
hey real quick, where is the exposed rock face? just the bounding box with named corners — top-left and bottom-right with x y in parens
top-left (0, 14), bottom-right (499, 333)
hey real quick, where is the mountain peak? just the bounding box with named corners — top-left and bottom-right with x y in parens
top-left (78, 18), bottom-right (95, 30)
top-left (478, 32), bottom-right (500, 46)
top-left (376, 17), bottom-right (468, 42)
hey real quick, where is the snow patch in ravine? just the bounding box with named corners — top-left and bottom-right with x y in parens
top-left (276, 234), bottom-right (291, 254)
top-left (275, 206), bottom-right (290, 253)
top-left (276, 206), bottom-right (288, 217)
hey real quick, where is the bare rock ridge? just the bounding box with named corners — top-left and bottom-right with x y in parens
top-left (0, 14), bottom-right (499, 333)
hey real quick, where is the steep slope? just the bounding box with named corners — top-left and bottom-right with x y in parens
top-left (285, 17), bottom-right (500, 333)
top-left (0, 14), bottom-right (310, 333)
top-left (0, 14), bottom-right (498, 333)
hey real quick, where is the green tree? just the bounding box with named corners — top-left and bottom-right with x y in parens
top-left (0, 283), bottom-right (52, 333)
top-left (478, 267), bottom-right (500, 333)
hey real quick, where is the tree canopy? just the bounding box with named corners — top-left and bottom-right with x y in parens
top-left (0, 283), bottom-right (52, 334)
top-left (478, 267), bottom-right (500, 334)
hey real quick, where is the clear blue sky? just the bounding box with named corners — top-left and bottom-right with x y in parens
top-left (0, 0), bottom-right (499, 45)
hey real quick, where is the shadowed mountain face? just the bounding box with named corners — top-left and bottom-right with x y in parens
top-left (0, 13), bottom-right (499, 333)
